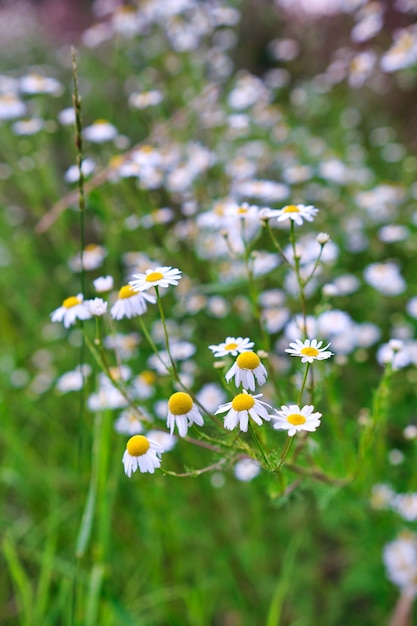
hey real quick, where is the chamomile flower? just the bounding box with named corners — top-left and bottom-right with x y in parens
top-left (129, 266), bottom-right (182, 292)
top-left (264, 204), bottom-right (319, 226)
top-left (234, 457), bottom-right (261, 481)
top-left (122, 435), bottom-right (162, 477)
top-left (166, 392), bottom-right (204, 437)
top-left (285, 339), bottom-right (333, 363)
top-left (225, 351), bottom-right (268, 391)
top-left (208, 336), bottom-right (254, 357)
top-left (110, 285), bottom-right (156, 320)
top-left (83, 119), bottom-right (118, 143)
top-left (50, 294), bottom-right (92, 328)
top-left (87, 298), bottom-right (108, 317)
top-left (272, 404), bottom-right (322, 436)
top-left (114, 410), bottom-right (145, 436)
top-left (93, 275), bottom-right (114, 293)
top-left (215, 390), bottom-right (271, 432)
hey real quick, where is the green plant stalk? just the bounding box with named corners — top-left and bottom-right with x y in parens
top-left (289, 220), bottom-right (308, 335)
top-left (2, 534), bottom-right (33, 626)
top-left (248, 421), bottom-right (270, 469)
top-left (356, 362), bottom-right (394, 484)
top-left (155, 286), bottom-right (179, 380)
top-left (71, 46), bottom-right (86, 298)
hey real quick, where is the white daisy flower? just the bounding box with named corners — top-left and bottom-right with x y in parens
top-left (122, 435), bottom-right (162, 477)
top-left (166, 392), bottom-right (204, 437)
top-left (93, 275), bottom-right (114, 293)
top-left (50, 294), bottom-right (93, 328)
top-left (114, 409), bottom-right (145, 436)
top-left (110, 285), bottom-right (156, 320)
top-left (208, 336), bottom-right (254, 357)
top-left (215, 390), bottom-right (271, 432)
top-left (225, 351), bottom-right (268, 391)
top-left (263, 204), bottom-right (319, 226)
top-left (285, 339), bottom-right (333, 363)
top-left (147, 429), bottom-right (177, 452)
top-left (83, 119), bottom-right (118, 143)
top-left (129, 266), bottom-right (182, 292)
top-left (234, 458), bottom-right (261, 482)
top-left (87, 297), bottom-right (108, 317)
top-left (272, 404), bottom-right (322, 437)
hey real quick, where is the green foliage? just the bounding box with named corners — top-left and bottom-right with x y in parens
top-left (1, 1), bottom-right (417, 624)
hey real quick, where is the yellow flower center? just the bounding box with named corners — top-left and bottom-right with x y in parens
top-left (283, 205), bottom-right (300, 213)
top-left (145, 271), bottom-right (164, 282)
top-left (168, 392), bottom-right (193, 415)
top-left (232, 393), bottom-right (255, 412)
top-left (236, 351), bottom-right (260, 370)
top-left (119, 284), bottom-right (136, 299)
top-left (85, 243), bottom-right (99, 251)
top-left (109, 155), bottom-right (124, 169)
top-left (95, 119), bottom-right (109, 125)
top-left (300, 347), bottom-right (319, 357)
top-left (126, 435), bottom-right (150, 457)
top-left (141, 144), bottom-right (154, 153)
top-left (224, 342), bottom-right (238, 351)
top-left (63, 296), bottom-right (81, 309)
top-left (287, 413), bottom-right (306, 425)
top-left (238, 206), bottom-right (248, 214)
top-left (140, 370), bottom-right (156, 385)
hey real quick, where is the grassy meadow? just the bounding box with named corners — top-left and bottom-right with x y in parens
top-left (1, 1), bottom-right (417, 624)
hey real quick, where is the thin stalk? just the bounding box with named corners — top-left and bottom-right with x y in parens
top-left (248, 421), bottom-right (270, 469)
top-left (297, 363), bottom-right (311, 405)
top-left (155, 286), bottom-right (179, 379)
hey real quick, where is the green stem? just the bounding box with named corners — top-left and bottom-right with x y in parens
top-left (303, 245), bottom-right (325, 287)
top-left (265, 221), bottom-right (293, 267)
top-left (155, 286), bottom-right (179, 380)
top-left (275, 436), bottom-right (295, 471)
top-left (297, 363), bottom-right (311, 405)
top-left (71, 47), bottom-right (86, 298)
top-left (248, 421), bottom-right (270, 469)
top-left (289, 221), bottom-right (308, 335)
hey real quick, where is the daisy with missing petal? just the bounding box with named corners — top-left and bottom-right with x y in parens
top-left (272, 404), bottom-right (322, 436)
top-left (267, 204), bottom-right (319, 226)
top-left (209, 336), bottom-right (254, 358)
top-left (122, 435), bottom-right (162, 477)
top-left (110, 284), bottom-right (156, 320)
top-left (129, 266), bottom-right (182, 292)
top-left (285, 338), bottom-right (333, 364)
top-left (225, 351), bottom-right (267, 391)
top-left (215, 390), bottom-right (271, 432)
top-left (50, 294), bottom-right (92, 328)
top-left (166, 391), bottom-right (204, 437)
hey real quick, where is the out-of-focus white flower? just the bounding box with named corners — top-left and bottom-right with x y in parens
top-left (234, 458), bottom-right (261, 482)
top-left (209, 336), bottom-right (255, 358)
top-left (381, 26), bottom-right (417, 72)
top-left (0, 93), bottom-right (26, 120)
top-left (84, 119), bottom-right (118, 143)
top-left (110, 284), bottom-right (156, 320)
top-left (383, 531), bottom-right (417, 595)
top-left (87, 298), bottom-right (108, 316)
top-left (364, 262), bottom-right (406, 296)
top-left (93, 275), bottom-right (114, 293)
top-left (50, 294), bottom-right (92, 328)
top-left (64, 159), bottom-right (96, 183)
